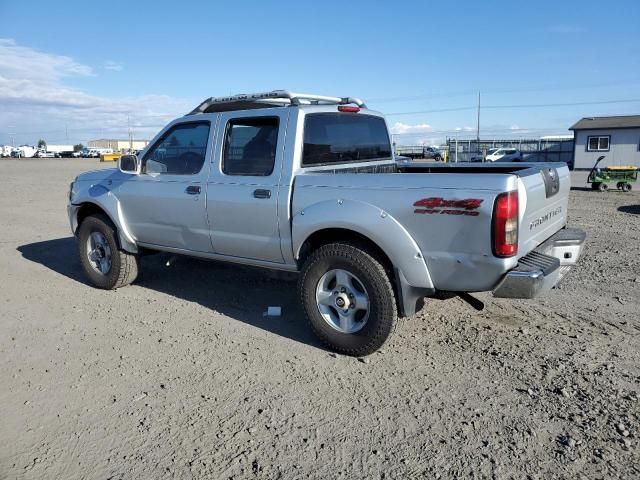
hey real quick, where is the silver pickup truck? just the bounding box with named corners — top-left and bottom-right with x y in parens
top-left (68, 90), bottom-right (585, 355)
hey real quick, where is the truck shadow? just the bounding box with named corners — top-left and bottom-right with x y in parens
top-left (17, 237), bottom-right (324, 351)
top-left (618, 205), bottom-right (640, 215)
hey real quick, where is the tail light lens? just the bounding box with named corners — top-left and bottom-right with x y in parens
top-left (492, 191), bottom-right (519, 257)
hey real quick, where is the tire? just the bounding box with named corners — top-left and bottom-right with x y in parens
top-left (298, 241), bottom-right (397, 356)
top-left (598, 183), bottom-right (609, 192)
top-left (78, 214), bottom-right (139, 289)
top-left (622, 183), bottom-right (632, 192)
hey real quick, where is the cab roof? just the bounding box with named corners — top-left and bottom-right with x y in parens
top-left (188, 90), bottom-right (367, 115)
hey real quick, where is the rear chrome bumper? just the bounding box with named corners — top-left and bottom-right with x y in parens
top-left (493, 228), bottom-right (586, 299)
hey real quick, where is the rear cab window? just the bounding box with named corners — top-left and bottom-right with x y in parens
top-left (302, 113), bottom-right (392, 166)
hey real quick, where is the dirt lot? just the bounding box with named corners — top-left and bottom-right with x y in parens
top-left (1, 158), bottom-right (638, 479)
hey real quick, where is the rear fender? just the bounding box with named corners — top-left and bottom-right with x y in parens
top-left (292, 199), bottom-right (434, 291)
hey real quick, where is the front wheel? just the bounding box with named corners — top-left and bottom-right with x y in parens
top-left (78, 214), bottom-right (139, 289)
top-left (598, 183), bottom-right (609, 192)
top-left (298, 242), bottom-right (397, 356)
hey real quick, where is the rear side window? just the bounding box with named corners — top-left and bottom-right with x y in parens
top-left (142, 122), bottom-right (210, 175)
top-left (223, 117), bottom-right (279, 176)
top-left (302, 113), bottom-right (392, 166)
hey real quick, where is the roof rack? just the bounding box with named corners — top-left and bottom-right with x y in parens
top-left (188, 89), bottom-right (367, 115)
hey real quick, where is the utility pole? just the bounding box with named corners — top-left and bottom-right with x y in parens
top-left (476, 91), bottom-right (481, 146)
top-left (128, 114), bottom-right (132, 152)
top-left (7, 126), bottom-right (16, 147)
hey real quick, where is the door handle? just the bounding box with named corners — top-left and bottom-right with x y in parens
top-left (253, 189), bottom-right (271, 199)
top-left (186, 185), bottom-right (201, 195)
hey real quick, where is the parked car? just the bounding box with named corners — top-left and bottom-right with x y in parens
top-left (71, 150), bottom-right (83, 158)
top-left (470, 148), bottom-right (498, 162)
top-left (85, 148), bottom-right (114, 158)
top-left (36, 151), bottom-right (58, 158)
top-left (486, 148), bottom-right (522, 162)
top-left (67, 90), bottom-right (585, 355)
top-left (58, 150), bottom-right (75, 158)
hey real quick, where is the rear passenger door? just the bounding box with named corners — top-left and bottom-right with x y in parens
top-left (206, 109), bottom-right (288, 263)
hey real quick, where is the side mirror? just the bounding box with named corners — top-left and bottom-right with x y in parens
top-left (118, 154), bottom-right (140, 174)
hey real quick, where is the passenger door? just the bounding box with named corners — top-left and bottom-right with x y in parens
top-left (206, 110), bottom-right (288, 263)
top-left (116, 120), bottom-right (215, 252)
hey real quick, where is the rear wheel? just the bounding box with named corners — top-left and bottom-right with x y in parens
top-left (622, 183), bottom-right (632, 192)
top-left (78, 214), bottom-right (139, 289)
top-left (298, 242), bottom-right (397, 356)
top-left (598, 183), bottom-right (609, 192)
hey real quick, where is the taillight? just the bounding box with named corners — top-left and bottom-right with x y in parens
top-left (338, 105), bottom-right (360, 113)
top-left (492, 191), bottom-right (518, 257)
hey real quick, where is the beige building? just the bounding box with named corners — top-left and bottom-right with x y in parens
top-left (88, 139), bottom-right (149, 151)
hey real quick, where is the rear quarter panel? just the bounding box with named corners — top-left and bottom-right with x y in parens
top-left (292, 172), bottom-right (520, 291)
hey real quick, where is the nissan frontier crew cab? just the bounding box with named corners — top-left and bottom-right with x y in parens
top-left (68, 90), bottom-right (586, 355)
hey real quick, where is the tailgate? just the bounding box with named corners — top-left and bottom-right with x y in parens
top-left (517, 164), bottom-right (570, 256)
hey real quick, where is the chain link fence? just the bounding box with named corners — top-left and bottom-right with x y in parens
top-left (444, 138), bottom-right (574, 167)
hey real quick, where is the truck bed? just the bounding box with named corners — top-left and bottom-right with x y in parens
top-left (293, 162), bottom-right (570, 292)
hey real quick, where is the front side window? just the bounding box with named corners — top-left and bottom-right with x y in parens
top-left (587, 135), bottom-right (610, 152)
top-left (223, 117), bottom-right (279, 176)
top-left (142, 122), bottom-right (210, 175)
top-left (302, 113), bottom-right (392, 166)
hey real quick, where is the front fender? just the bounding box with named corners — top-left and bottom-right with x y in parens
top-left (292, 199), bottom-right (433, 290)
top-left (70, 184), bottom-right (138, 253)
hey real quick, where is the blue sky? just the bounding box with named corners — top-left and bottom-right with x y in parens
top-left (1, 0), bottom-right (639, 146)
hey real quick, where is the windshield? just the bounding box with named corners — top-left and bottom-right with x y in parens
top-left (302, 113), bottom-right (392, 166)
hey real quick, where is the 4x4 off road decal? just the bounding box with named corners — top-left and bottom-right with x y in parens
top-left (414, 197), bottom-right (483, 216)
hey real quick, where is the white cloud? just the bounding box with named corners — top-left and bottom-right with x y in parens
top-left (0, 39), bottom-right (188, 144)
top-left (104, 60), bottom-right (123, 71)
top-left (0, 38), bottom-right (94, 81)
top-left (389, 122), bottom-right (432, 135)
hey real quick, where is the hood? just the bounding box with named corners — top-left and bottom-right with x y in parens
top-left (74, 167), bottom-right (122, 182)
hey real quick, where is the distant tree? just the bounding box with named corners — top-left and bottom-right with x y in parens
top-left (73, 143), bottom-right (84, 151)
top-left (37, 139), bottom-right (47, 149)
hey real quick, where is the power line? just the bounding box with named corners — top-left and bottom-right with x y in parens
top-left (386, 98), bottom-right (640, 116)
top-left (368, 79), bottom-right (640, 104)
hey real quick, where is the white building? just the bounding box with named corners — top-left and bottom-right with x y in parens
top-left (569, 115), bottom-right (640, 169)
top-left (88, 139), bottom-right (149, 152)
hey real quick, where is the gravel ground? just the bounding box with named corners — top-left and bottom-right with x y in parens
top-left (1, 158), bottom-right (638, 479)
